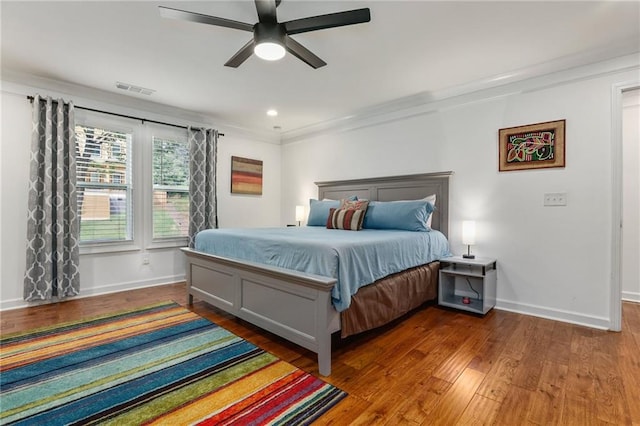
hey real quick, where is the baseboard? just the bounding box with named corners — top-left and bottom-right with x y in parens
top-left (0, 275), bottom-right (185, 311)
top-left (3, 282), bottom-right (625, 329)
top-left (495, 298), bottom-right (610, 330)
top-left (622, 291), bottom-right (640, 303)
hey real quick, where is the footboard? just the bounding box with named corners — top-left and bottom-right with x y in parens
top-left (181, 248), bottom-right (340, 376)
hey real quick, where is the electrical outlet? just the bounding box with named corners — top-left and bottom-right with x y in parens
top-left (544, 192), bottom-right (567, 206)
top-left (142, 254), bottom-right (150, 265)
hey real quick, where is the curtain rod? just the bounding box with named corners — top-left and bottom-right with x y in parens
top-left (27, 96), bottom-right (224, 136)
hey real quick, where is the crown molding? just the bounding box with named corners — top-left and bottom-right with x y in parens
top-left (280, 40), bottom-right (640, 144)
top-left (4, 37), bottom-right (638, 146)
top-left (0, 70), bottom-right (282, 145)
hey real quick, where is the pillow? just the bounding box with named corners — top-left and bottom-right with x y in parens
top-left (391, 194), bottom-right (437, 228)
top-left (377, 194), bottom-right (436, 227)
top-left (362, 200), bottom-right (434, 232)
top-left (423, 194), bottom-right (436, 206)
top-left (307, 196), bottom-right (358, 226)
top-left (423, 194), bottom-right (436, 228)
top-left (327, 199), bottom-right (370, 231)
top-left (340, 199), bottom-right (369, 210)
top-left (326, 208), bottom-right (367, 230)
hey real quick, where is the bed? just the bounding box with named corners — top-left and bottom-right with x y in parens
top-left (181, 172), bottom-right (452, 375)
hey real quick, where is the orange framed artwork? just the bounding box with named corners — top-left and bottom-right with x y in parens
top-left (231, 156), bottom-right (263, 195)
top-left (498, 119), bottom-right (565, 172)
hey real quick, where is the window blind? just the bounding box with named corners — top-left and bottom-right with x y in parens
top-left (75, 125), bottom-right (132, 243)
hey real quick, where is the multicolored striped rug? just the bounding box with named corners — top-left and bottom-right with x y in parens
top-left (0, 301), bottom-right (346, 425)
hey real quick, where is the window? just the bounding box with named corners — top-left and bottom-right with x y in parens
top-left (74, 115), bottom-right (190, 252)
top-left (152, 136), bottom-right (189, 239)
top-left (75, 125), bottom-right (132, 243)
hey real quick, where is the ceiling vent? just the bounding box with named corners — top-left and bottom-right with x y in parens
top-left (116, 82), bottom-right (155, 96)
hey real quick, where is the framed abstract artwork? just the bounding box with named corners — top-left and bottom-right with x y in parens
top-left (231, 156), bottom-right (263, 195)
top-left (498, 119), bottom-right (566, 172)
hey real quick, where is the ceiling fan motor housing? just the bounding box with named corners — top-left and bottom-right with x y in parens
top-left (254, 22), bottom-right (286, 45)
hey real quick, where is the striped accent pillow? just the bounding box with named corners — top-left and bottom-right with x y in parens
top-left (326, 207), bottom-right (367, 231)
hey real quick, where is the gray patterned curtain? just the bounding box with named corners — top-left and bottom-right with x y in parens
top-left (24, 96), bottom-right (80, 301)
top-left (188, 127), bottom-right (218, 248)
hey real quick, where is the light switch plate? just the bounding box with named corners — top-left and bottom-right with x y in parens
top-left (544, 192), bottom-right (567, 206)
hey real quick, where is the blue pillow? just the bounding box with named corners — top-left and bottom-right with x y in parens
top-left (307, 196), bottom-right (357, 226)
top-left (362, 200), bottom-right (434, 231)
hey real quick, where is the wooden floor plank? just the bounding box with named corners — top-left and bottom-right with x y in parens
top-left (509, 324), bottom-right (551, 391)
top-left (499, 315), bottom-right (537, 361)
top-left (562, 393), bottom-right (615, 426)
top-left (618, 354), bottom-right (640, 423)
top-left (567, 330), bottom-right (598, 401)
top-left (349, 384), bottom-right (413, 425)
top-left (456, 394), bottom-right (501, 426)
top-left (526, 361), bottom-right (568, 426)
top-left (623, 301), bottom-right (640, 330)
top-left (544, 339), bottom-right (572, 365)
top-left (492, 385), bottom-right (534, 426)
top-left (466, 337), bottom-right (507, 374)
top-left (421, 368), bottom-right (486, 425)
top-left (390, 376), bottom-right (451, 424)
top-left (475, 355), bottom-right (520, 402)
top-left (592, 351), bottom-right (633, 425)
top-left (2, 283), bottom-right (639, 425)
top-left (313, 395), bottom-right (371, 425)
top-left (431, 327), bottom-right (490, 383)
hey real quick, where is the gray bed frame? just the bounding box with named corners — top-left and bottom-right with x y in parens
top-left (181, 172), bottom-right (452, 376)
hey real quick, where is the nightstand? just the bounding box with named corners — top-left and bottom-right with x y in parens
top-left (438, 256), bottom-right (497, 314)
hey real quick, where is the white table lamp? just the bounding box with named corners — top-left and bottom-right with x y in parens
top-left (462, 220), bottom-right (476, 259)
top-left (295, 205), bottom-right (305, 226)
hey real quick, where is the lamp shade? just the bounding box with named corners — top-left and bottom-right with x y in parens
top-left (254, 42), bottom-right (286, 61)
top-left (462, 220), bottom-right (476, 245)
top-left (295, 205), bottom-right (305, 222)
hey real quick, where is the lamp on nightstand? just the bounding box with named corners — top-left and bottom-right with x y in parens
top-left (462, 220), bottom-right (476, 259)
top-left (295, 205), bottom-right (305, 226)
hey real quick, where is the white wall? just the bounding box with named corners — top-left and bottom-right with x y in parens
top-left (0, 85), bottom-right (281, 310)
top-left (281, 57), bottom-right (640, 329)
top-left (1, 92), bottom-right (31, 307)
top-left (218, 136), bottom-right (281, 228)
top-left (622, 89), bottom-right (640, 302)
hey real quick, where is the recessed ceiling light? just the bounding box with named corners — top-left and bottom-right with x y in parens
top-left (266, 109), bottom-right (278, 117)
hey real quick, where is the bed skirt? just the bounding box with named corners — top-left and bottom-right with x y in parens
top-left (340, 261), bottom-right (440, 338)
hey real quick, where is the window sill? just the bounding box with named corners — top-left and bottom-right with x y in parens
top-left (80, 241), bottom-right (140, 255)
top-left (146, 237), bottom-right (189, 250)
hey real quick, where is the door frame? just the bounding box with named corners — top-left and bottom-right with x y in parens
top-left (610, 81), bottom-right (640, 331)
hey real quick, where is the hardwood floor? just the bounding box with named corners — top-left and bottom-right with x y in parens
top-left (2, 283), bottom-right (639, 425)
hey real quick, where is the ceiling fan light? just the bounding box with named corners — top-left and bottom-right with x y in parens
top-left (254, 42), bottom-right (286, 61)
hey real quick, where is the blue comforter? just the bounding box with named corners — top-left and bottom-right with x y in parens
top-left (195, 226), bottom-right (450, 312)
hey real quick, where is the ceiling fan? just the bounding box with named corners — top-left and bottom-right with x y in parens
top-left (159, 1), bottom-right (371, 69)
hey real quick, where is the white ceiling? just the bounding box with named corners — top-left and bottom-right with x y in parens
top-left (2, 1), bottom-right (639, 138)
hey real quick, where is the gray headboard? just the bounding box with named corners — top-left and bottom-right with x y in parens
top-left (316, 172), bottom-right (452, 238)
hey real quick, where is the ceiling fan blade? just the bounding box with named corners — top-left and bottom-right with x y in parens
top-left (254, 0), bottom-right (277, 23)
top-left (159, 6), bottom-right (254, 32)
top-left (285, 36), bottom-right (326, 69)
top-left (224, 39), bottom-right (256, 68)
top-left (284, 8), bottom-right (370, 35)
